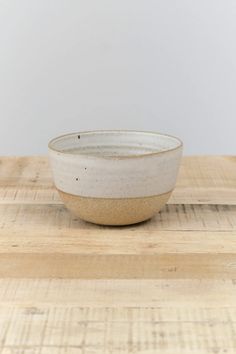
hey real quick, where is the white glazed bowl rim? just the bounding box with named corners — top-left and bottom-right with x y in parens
top-left (48, 130), bottom-right (183, 159)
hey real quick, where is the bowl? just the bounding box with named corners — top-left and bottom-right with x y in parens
top-left (48, 130), bottom-right (183, 225)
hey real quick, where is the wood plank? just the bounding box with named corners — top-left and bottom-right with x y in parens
top-left (0, 278), bottom-right (236, 353)
top-left (1, 253), bottom-right (236, 278)
top-left (0, 203), bottom-right (236, 231)
top-left (0, 204), bottom-right (236, 278)
top-left (1, 230), bottom-right (236, 254)
top-left (0, 156), bottom-right (58, 204)
top-left (0, 304), bottom-right (235, 353)
top-left (171, 155), bottom-right (236, 205)
top-left (0, 156), bottom-right (236, 205)
top-left (0, 279), bottom-right (236, 307)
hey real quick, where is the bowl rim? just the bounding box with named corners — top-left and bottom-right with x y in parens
top-left (48, 130), bottom-right (183, 159)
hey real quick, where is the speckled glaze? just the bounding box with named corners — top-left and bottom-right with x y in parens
top-left (48, 130), bottom-right (183, 225)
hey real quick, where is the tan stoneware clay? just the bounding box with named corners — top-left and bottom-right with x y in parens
top-left (48, 130), bottom-right (183, 225)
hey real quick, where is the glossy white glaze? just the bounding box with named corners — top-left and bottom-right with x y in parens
top-left (49, 131), bottom-right (182, 198)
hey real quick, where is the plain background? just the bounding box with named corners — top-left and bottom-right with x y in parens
top-left (0, 0), bottom-right (235, 155)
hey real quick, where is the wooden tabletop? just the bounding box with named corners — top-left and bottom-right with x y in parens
top-left (0, 156), bottom-right (236, 353)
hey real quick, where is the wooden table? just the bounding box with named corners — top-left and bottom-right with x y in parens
top-left (0, 156), bottom-right (236, 353)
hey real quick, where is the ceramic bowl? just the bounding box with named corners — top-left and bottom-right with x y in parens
top-left (48, 130), bottom-right (183, 225)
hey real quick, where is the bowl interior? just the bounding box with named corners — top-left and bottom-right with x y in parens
top-left (49, 131), bottom-right (182, 158)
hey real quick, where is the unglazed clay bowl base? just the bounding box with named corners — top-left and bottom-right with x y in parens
top-left (58, 189), bottom-right (172, 226)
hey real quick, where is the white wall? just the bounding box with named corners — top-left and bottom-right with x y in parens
top-left (0, 0), bottom-right (236, 155)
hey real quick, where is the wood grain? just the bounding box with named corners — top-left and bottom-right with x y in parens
top-left (0, 156), bottom-right (236, 352)
top-left (171, 155), bottom-right (236, 205)
top-left (0, 203), bottom-right (236, 231)
top-left (0, 278), bottom-right (236, 307)
top-left (0, 279), bottom-right (236, 353)
top-left (1, 156), bottom-right (236, 205)
top-left (0, 303), bottom-right (235, 353)
top-left (1, 203), bottom-right (236, 277)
